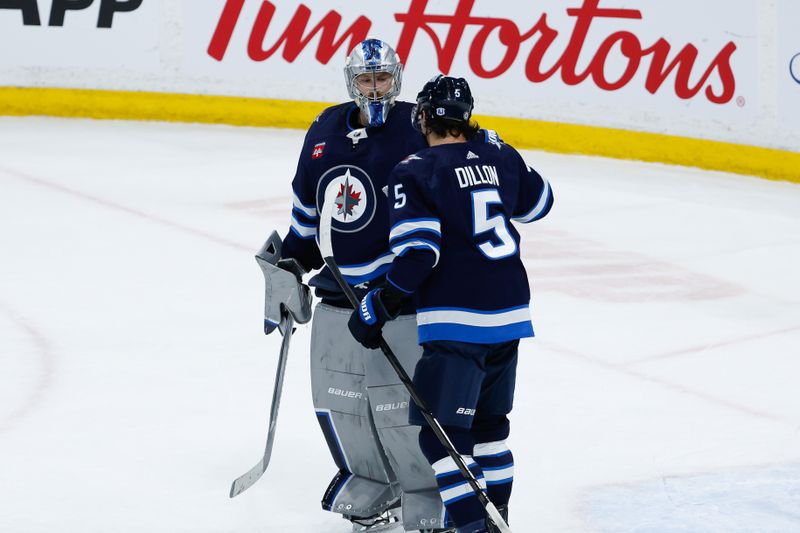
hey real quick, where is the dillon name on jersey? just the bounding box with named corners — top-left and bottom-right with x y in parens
top-left (280, 101), bottom-right (427, 287)
top-left (385, 138), bottom-right (554, 344)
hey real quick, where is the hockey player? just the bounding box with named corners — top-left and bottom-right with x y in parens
top-left (275, 39), bottom-right (455, 532)
top-left (348, 75), bottom-right (554, 532)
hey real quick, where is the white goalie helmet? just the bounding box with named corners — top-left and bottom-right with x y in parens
top-left (344, 38), bottom-right (403, 127)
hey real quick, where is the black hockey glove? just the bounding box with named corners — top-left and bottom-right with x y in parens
top-left (348, 285), bottom-right (405, 349)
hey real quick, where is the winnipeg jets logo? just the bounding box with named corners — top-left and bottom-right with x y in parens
top-left (335, 171), bottom-right (362, 219)
top-left (316, 165), bottom-right (376, 233)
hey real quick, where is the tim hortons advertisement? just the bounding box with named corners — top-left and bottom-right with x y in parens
top-left (0, 0), bottom-right (159, 69)
top-left (778, 0), bottom-right (800, 135)
top-left (184, 0), bottom-right (757, 124)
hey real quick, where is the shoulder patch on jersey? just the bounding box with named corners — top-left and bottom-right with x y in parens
top-left (483, 129), bottom-right (503, 150)
top-left (400, 154), bottom-right (424, 164)
top-left (312, 142), bottom-right (326, 159)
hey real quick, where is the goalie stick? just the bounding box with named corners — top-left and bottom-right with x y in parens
top-left (318, 187), bottom-right (514, 533)
top-left (229, 308), bottom-right (293, 498)
top-left (229, 234), bottom-right (305, 498)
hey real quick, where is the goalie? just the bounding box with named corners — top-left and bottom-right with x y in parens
top-left (272, 39), bottom-right (452, 532)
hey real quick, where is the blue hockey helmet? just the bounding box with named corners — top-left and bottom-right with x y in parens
top-left (344, 39), bottom-right (403, 127)
top-left (412, 75), bottom-right (474, 131)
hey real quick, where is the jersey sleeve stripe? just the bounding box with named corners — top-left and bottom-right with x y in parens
top-left (389, 218), bottom-right (441, 241)
top-left (338, 252), bottom-right (396, 283)
top-left (289, 227), bottom-right (316, 240)
top-left (390, 239), bottom-right (440, 266)
top-left (292, 193), bottom-right (318, 218)
top-left (513, 178), bottom-right (552, 223)
top-left (389, 227), bottom-right (442, 243)
top-left (290, 214), bottom-right (317, 238)
top-left (386, 274), bottom-right (414, 294)
top-left (292, 206), bottom-right (318, 225)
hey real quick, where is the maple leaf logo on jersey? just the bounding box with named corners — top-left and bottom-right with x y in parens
top-left (336, 171), bottom-right (361, 219)
top-left (317, 165), bottom-right (375, 233)
top-left (312, 142), bottom-right (326, 159)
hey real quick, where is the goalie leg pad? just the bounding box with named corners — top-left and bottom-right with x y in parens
top-left (311, 304), bottom-right (399, 516)
top-left (366, 315), bottom-right (449, 531)
top-left (321, 468), bottom-right (399, 519)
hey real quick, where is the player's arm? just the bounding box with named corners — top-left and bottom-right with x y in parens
top-left (348, 160), bottom-right (439, 348)
top-left (279, 125), bottom-right (325, 272)
top-left (384, 162), bottom-right (441, 296)
top-left (510, 149), bottom-right (554, 223)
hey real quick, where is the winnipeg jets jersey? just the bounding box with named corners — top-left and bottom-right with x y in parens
top-left (385, 138), bottom-right (553, 344)
top-left (281, 101), bottom-right (427, 288)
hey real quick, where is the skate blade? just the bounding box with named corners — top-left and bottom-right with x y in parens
top-left (349, 509), bottom-right (402, 532)
top-left (350, 517), bottom-right (401, 532)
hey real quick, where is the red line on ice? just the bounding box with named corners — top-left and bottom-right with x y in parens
top-left (0, 304), bottom-right (55, 434)
top-left (0, 165), bottom-right (251, 252)
top-left (630, 325), bottom-right (800, 364)
top-left (538, 339), bottom-right (788, 425)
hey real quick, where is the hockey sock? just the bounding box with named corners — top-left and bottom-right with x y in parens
top-left (431, 455), bottom-right (487, 530)
top-left (419, 425), bottom-right (474, 463)
top-left (473, 440), bottom-right (514, 509)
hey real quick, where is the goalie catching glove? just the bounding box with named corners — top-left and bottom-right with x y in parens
top-left (347, 283), bottom-right (407, 349)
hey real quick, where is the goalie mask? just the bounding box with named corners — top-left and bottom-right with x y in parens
top-left (344, 39), bottom-right (403, 127)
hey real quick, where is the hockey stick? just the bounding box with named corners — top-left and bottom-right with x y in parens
top-left (229, 309), bottom-right (294, 498)
top-left (318, 188), bottom-right (513, 533)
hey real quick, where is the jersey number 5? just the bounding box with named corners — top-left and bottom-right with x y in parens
top-left (393, 183), bottom-right (406, 209)
top-left (472, 189), bottom-right (517, 259)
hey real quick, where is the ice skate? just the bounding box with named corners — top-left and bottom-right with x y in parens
top-left (346, 501), bottom-right (402, 532)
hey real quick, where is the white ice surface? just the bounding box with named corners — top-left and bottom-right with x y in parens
top-left (0, 117), bottom-right (798, 533)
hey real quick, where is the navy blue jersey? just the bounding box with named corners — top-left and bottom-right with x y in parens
top-left (385, 138), bottom-right (553, 344)
top-left (281, 101), bottom-right (427, 288)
